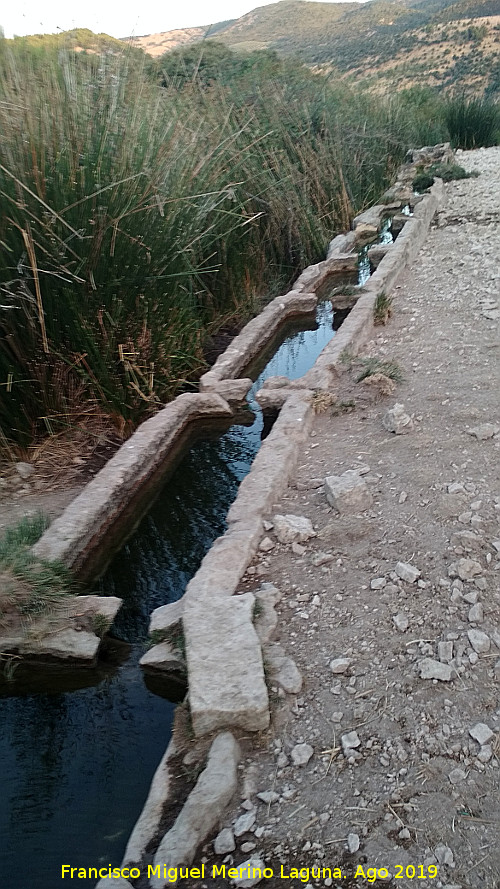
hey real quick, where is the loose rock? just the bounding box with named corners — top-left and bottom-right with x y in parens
top-left (341, 731), bottom-right (361, 753)
top-left (467, 628), bottom-right (490, 654)
top-left (233, 812), bottom-right (256, 837)
top-left (467, 423), bottom-right (500, 440)
top-left (214, 828), bottom-right (236, 855)
top-left (347, 832), bottom-right (360, 853)
top-left (329, 657), bottom-right (351, 674)
top-left (383, 403), bottom-right (413, 434)
top-left (230, 857), bottom-right (265, 888)
top-left (291, 743), bottom-right (314, 766)
top-left (272, 514), bottom-right (316, 544)
top-left (324, 470), bottom-right (373, 514)
top-left (457, 558), bottom-right (482, 581)
top-left (469, 722), bottom-right (494, 745)
top-left (393, 613), bottom-right (409, 632)
top-left (418, 658), bottom-right (453, 681)
top-left (395, 561), bottom-right (421, 583)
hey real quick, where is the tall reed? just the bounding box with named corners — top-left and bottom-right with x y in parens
top-left (0, 41), bottom-right (441, 452)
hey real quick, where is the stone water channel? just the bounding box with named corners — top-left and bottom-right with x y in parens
top-left (0, 298), bottom-right (349, 889)
top-left (1, 143), bottom-right (432, 884)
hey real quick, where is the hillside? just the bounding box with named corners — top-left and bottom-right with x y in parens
top-left (128, 0), bottom-right (500, 94)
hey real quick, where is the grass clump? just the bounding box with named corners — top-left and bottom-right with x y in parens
top-left (311, 390), bottom-right (336, 414)
top-left (0, 514), bottom-right (74, 617)
top-left (413, 162), bottom-right (477, 191)
top-left (373, 291), bottom-right (393, 326)
top-left (444, 96), bottom-right (499, 149)
top-left (91, 613), bottom-right (111, 639)
top-left (331, 399), bottom-right (356, 416)
top-left (355, 358), bottom-right (403, 383)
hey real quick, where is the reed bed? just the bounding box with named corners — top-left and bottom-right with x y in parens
top-left (0, 42), bottom-right (445, 452)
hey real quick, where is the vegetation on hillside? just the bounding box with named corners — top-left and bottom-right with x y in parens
top-left (128, 0), bottom-right (500, 97)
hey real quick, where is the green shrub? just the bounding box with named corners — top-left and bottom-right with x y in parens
top-left (413, 162), bottom-right (478, 190)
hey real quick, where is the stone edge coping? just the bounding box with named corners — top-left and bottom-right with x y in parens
top-left (256, 178), bottom-right (444, 401)
top-left (32, 392), bottom-right (233, 572)
top-left (95, 172), bottom-right (445, 887)
top-left (199, 291), bottom-right (317, 391)
top-left (93, 732), bottom-right (241, 889)
top-left (146, 177), bottom-right (444, 663)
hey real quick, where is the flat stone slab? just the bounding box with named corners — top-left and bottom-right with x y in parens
top-left (418, 658), bottom-right (453, 681)
top-left (149, 599), bottom-right (184, 634)
top-left (273, 514), bottom-right (316, 544)
top-left (0, 594), bottom-right (122, 664)
top-left (184, 593), bottom-right (269, 736)
top-left (151, 733), bottom-right (239, 887)
top-left (140, 641), bottom-right (186, 674)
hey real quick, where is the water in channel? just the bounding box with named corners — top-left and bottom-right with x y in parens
top-left (0, 298), bottom-right (344, 889)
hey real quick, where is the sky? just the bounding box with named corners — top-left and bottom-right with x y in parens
top-left (1, 0), bottom-right (362, 40)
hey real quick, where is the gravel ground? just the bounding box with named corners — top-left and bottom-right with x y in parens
top-left (189, 147), bottom-right (500, 889)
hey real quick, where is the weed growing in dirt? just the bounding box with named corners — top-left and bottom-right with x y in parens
top-left (355, 357), bottom-right (403, 383)
top-left (373, 291), bottom-right (393, 325)
top-left (331, 399), bottom-right (356, 416)
top-left (311, 390), bottom-right (336, 414)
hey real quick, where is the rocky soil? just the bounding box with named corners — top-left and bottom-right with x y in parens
top-left (187, 147), bottom-right (500, 888)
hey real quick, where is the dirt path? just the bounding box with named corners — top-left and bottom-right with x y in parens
top-left (192, 147), bottom-right (500, 888)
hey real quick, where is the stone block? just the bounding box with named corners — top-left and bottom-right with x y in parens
top-left (151, 733), bottom-right (240, 887)
top-left (324, 470), bottom-right (373, 514)
top-left (185, 594), bottom-right (269, 736)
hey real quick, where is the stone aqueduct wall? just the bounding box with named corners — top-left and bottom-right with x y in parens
top-left (29, 146), bottom-right (450, 888)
